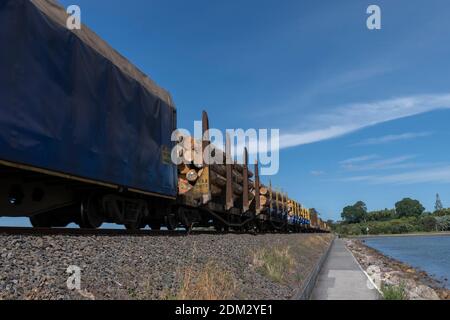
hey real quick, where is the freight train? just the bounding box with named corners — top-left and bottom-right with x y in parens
top-left (0, 0), bottom-right (329, 233)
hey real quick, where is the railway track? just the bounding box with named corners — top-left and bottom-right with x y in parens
top-left (0, 226), bottom-right (259, 237)
top-left (0, 226), bottom-right (220, 237)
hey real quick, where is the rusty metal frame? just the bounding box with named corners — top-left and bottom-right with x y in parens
top-left (242, 148), bottom-right (249, 213)
top-left (225, 133), bottom-right (233, 211)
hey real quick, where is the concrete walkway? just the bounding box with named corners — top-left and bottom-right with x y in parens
top-left (311, 239), bottom-right (380, 300)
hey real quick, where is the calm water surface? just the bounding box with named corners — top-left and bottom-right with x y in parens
top-left (363, 235), bottom-right (450, 289)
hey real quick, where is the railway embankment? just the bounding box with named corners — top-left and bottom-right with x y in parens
top-left (0, 233), bottom-right (333, 300)
top-left (346, 239), bottom-right (450, 300)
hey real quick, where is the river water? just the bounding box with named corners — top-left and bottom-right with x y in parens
top-left (363, 235), bottom-right (450, 289)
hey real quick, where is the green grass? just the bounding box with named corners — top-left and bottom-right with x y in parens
top-left (381, 283), bottom-right (407, 300)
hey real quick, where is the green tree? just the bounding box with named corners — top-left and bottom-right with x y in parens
top-left (435, 193), bottom-right (443, 212)
top-left (341, 201), bottom-right (367, 224)
top-left (395, 198), bottom-right (425, 217)
top-left (435, 208), bottom-right (450, 216)
top-left (366, 209), bottom-right (396, 221)
top-left (435, 216), bottom-right (450, 231)
top-left (420, 216), bottom-right (437, 232)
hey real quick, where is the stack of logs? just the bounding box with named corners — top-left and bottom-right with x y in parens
top-left (176, 135), bottom-right (302, 215)
top-left (177, 136), bottom-right (255, 203)
top-left (258, 186), bottom-right (291, 212)
top-left (177, 136), bottom-right (205, 195)
top-left (209, 164), bottom-right (255, 201)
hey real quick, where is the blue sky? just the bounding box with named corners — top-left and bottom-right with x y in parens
top-left (3, 0), bottom-right (450, 225)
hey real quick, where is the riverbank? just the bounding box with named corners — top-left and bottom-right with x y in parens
top-left (348, 231), bottom-right (450, 238)
top-left (346, 239), bottom-right (450, 300)
top-left (0, 233), bottom-right (333, 300)
top-left (334, 214), bottom-right (450, 237)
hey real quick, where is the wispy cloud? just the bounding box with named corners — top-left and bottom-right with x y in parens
top-left (341, 155), bottom-right (418, 171)
top-left (279, 93), bottom-right (450, 149)
top-left (255, 64), bottom-right (393, 119)
top-left (353, 132), bottom-right (433, 146)
top-left (340, 154), bottom-right (379, 165)
top-left (341, 165), bottom-right (450, 185)
top-left (310, 170), bottom-right (325, 176)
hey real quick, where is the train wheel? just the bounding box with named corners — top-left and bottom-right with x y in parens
top-left (165, 215), bottom-right (178, 231)
top-left (125, 223), bottom-right (141, 230)
top-left (30, 214), bottom-right (52, 228)
top-left (124, 216), bottom-right (145, 230)
top-left (79, 198), bottom-right (103, 229)
top-left (31, 205), bottom-right (79, 228)
top-left (254, 221), bottom-right (263, 233)
top-left (214, 223), bottom-right (227, 232)
top-left (149, 223), bottom-right (161, 230)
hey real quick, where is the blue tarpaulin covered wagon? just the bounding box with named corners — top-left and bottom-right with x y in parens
top-left (0, 0), bottom-right (177, 199)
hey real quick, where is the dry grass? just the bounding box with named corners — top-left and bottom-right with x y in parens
top-left (252, 235), bottom-right (333, 285)
top-left (304, 234), bottom-right (332, 248)
top-left (176, 261), bottom-right (237, 300)
top-left (137, 260), bottom-right (237, 300)
top-left (252, 246), bottom-right (296, 284)
top-left (138, 243), bottom-right (238, 300)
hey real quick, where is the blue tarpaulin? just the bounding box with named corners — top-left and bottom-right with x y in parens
top-left (0, 0), bottom-right (177, 197)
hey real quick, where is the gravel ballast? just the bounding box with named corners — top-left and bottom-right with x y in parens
top-left (0, 233), bottom-right (332, 300)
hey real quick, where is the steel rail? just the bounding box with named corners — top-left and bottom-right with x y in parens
top-left (0, 226), bottom-right (264, 237)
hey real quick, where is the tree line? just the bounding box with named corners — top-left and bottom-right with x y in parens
top-left (333, 194), bottom-right (450, 235)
